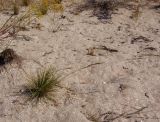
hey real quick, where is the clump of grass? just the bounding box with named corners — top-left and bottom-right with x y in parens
top-left (0, 11), bottom-right (35, 40)
top-left (25, 67), bottom-right (60, 103)
top-left (50, 0), bottom-right (64, 12)
top-left (31, 0), bottom-right (63, 16)
top-left (38, 0), bottom-right (49, 15)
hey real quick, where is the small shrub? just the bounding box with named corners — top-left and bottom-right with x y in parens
top-left (49, 0), bottom-right (64, 12)
top-left (25, 67), bottom-right (60, 103)
top-left (38, 0), bottom-right (49, 15)
top-left (31, 0), bottom-right (63, 16)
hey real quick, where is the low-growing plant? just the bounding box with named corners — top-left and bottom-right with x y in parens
top-left (25, 67), bottom-right (60, 103)
top-left (38, 0), bottom-right (49, 15)
top-left (30, 0), bottom-right (63, 16)
top-left (0, 11), bottom-right (35, 40)
top-left (50, 0), bottom-right (63, 12)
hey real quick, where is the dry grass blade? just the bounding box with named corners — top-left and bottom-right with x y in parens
top-left (0, 11), bottom-right (35, 40)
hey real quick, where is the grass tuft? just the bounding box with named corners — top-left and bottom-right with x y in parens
top-left (31, 0), bottom-right (63, 16)
top-left (38, 0), bottom-right (49, 15)
top-left (25, 67), bottom-right (60, 103)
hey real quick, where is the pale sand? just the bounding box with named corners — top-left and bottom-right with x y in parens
top-left (0, 1), bottom-right (160, 122)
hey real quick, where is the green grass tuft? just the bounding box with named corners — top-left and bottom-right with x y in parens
top-left (26, 67), bottom-right (60, 103)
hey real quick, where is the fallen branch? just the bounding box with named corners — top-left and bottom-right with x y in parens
top-left (101, 106), bottom-right (148, 122)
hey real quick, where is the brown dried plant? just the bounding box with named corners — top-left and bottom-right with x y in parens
top-left (0, 11), bottom-right (35, 41)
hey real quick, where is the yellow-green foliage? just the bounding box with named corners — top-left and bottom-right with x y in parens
top-left (0, 0), bottom-right (63, 16)
top-left (50, 0), bottom-right (63, 12)
top-left (31, 0), bottom-right (63, 16)
top-left (38, 0), bottom-right (49, 15)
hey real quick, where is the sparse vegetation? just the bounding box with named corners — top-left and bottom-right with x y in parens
top-left (72, 0), bottom-right (132, 21)
top-left (39, 0), bottom-right (49, 15)
top-left (0, 0), bottom-right (159, 121)
top-left (24, 67), bottom-right (60, 103)
top-left (0, 0), bottom-right (63, 15)
top-left (30, 0), bottom-right (63, 16)
top-left (0, 11), bottom-right (35, 40)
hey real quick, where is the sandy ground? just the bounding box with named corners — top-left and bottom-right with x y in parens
top-left (0, 1), bottom-right (160, 122)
